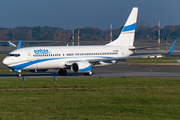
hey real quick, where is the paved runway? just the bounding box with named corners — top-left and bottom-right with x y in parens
top-left (1, 64), bottom-right (180, 78)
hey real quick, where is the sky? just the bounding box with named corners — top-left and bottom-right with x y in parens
top-left (0, 0), bottom-right (179, 30)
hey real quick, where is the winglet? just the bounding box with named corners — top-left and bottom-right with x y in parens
top-left (17, 40), bottom-right (21, 49)
top-left (166, 40), bottom-right (177, 55)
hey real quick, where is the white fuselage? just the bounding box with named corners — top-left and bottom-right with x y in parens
top-left (3, 45), bottom-right (133, 71)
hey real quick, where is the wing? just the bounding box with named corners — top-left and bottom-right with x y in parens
top-left (89, 54), bottom-right (162, 64)
top-left (65, 53), bottom-right (162, 66)
top-left (65, 40), bottom-right (177, 66)
top-left (129, 40), bottom-right (177, 51)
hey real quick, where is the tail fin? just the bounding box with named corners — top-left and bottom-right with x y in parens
top-left (106, 7), bottom-right (138, 47)
top-left (17, 40), bottom-right (21, 49)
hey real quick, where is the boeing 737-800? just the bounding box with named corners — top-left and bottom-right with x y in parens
top-left (2, 7), bottom-right (177, 77)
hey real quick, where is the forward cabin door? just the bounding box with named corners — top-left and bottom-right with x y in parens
top-left (25, 50), bottom-right (32, 61)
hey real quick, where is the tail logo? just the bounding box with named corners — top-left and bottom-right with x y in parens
top-left (122, 23), bottom-right (136, 32)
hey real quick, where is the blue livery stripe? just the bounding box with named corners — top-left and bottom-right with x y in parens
top-left (79, 65), bottom-right (92, 72)
top-left (10, 56), bottom-right (116, 70)
top-left (115, 60), bottom-right (120, 63)
top-left (14, 69), bottom-right (20, 72)
top-left (11, 58), bottom-right (62, 69)
top-left (122, 23), bottom-right (136, 32)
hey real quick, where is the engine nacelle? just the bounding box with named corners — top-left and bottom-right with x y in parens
top-left (71, 62), bottom-right (92, 73)
top-left (29, 69), bottom-right (48, 73)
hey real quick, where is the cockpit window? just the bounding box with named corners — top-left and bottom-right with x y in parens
top-left (8, 54), bottom-right (20, 57)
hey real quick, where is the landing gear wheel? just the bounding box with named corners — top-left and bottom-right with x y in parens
top-left (62, 70), bottom-right (67, 76)
top-left (58, 69), bottom-right (63, 76)
top-left (16, 73), bottom-right (21, 77)
top-left (58, 69), bottom-right (67, 76)
top-left (83, 70), bottom-right (93, 76)
top-left (83, 73), bottom-right (88, 76)
top-left (88, 70), bottom-right (93, 76)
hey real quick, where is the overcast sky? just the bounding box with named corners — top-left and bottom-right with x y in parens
top-left (0, 0), bottom-right (179, 30)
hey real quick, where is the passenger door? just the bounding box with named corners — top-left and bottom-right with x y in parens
top-left (25, 50), bottom-right (32, 61)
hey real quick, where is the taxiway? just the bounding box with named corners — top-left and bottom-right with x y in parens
top-left (1, 64), bottom-right (180, 78)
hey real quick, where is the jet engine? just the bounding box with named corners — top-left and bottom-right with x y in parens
top-left (29, 69), bottom-right (48, 73)
top-left (71, 62), bottom-right (92, 73)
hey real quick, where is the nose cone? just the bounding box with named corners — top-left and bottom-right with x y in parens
top-left (2, 58), bottom-right (7, 65)
top-left (2, 57), bottom-right (11, 67)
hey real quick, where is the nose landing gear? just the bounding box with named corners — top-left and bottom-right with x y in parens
top-left (83, 70), bottom-right (93, 76)
top-left (16, 73), bottom-right (21, 77)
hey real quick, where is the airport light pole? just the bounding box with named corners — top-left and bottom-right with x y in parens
top-left (158, 18), bottom-right (160, 50)
top-left (165, 37), bottom-right (167, 51)
top-left (110, 20), bottom-right (112, 42)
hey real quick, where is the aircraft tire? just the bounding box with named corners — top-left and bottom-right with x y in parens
top-left (16, 73), bottom-right (21, 77)
top-left (88, 70), bottom-right (93, 76)
top-left (58, 69), bottom-right (67, 76)
top-left (83, 73), bottom-right (88, 76)
top-left (62, 70), bottom-right (67, 76)
top-left (58, 69), bottom-right (63, 76)
top-left (83, 71), bottom-right (93, 76)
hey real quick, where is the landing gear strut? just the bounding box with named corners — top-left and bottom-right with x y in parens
top-left (83, 70), bottom-right (93, 76)
top-left (16, 73), bottom-right (21, 77)
top-left (58, 69), bottom-right (67, 76)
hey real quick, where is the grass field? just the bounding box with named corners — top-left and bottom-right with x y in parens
top-left (0, 54), bottom-right (6, 61)
top-left (126, 57), bottom-right (180, 63)
top-left (0, 77), bottom-right (180, 119)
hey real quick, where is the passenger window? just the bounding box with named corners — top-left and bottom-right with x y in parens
top-left (8, 54), bottom-right (20, 57)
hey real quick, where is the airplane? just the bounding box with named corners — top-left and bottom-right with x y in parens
top-left (8, 41), bottom-right (17, 47)
top-left (2, 7), bottom-right (177, 77)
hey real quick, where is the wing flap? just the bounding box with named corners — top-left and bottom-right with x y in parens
top-left (89, 54), bottom-right (163, 63)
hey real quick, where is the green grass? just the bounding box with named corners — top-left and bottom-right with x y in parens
top-left (0, 68), bottom-right (13, 74)
top-left (0, 54), bottom-right (7, 61)
top-left (125, 57), bottom-right (180, 63)
top-left (0, 68), bottom-right (28, 74)
top-left (0, 77), bottom-right (180, 119)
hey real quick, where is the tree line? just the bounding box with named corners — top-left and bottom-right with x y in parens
top-left (0, 23), bottom-right (180, 42)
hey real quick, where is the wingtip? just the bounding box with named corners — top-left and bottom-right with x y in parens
top-left (166, 39), bottom-right (177, 55)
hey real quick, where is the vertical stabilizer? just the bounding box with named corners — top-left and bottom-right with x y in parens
top-left (106, 7), bottom-right (138, 47)
top-left (17, 40), bottom-right (21, 49)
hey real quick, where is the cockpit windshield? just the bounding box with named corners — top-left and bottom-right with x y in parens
top-left (7, 54), bottom-right (20, 57)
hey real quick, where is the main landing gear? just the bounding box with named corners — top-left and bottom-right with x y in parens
top-left (58, 69), bottom-right (67, 76)
top-left (83, 70), bottom-right (93, 76)
top-left (16, 73), bottom-right (21, 77)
